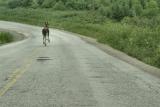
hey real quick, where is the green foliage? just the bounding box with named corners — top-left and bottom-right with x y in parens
top-left (65, 0), bottom-right (86, 10)
top-left (6, 0), bottom-right (160, 20)
top-left (0, 32), bottom-right (13, 44)
top-left (8, 0), bottom-right (32, 8)
top-left (42, 0), bottom-right (56, 8)
top-left (53, 1), bottom-right (66, 10)
top-left (21, 0), bottom-right (33, 7)
top-left (97, 23), bottom-right (160, 67)
top-left (142, 0), bottom-right (159, 18)
top-left (111, 2), bottom-right (132, 20)
top-left (36, 0), bottom-right (44, 6)
top-left (8, 0), bottom-right (21, 8)
top-left (0, 0), bottom-right (9, 6)
top-left (98, 5), bottom-right (111, 17)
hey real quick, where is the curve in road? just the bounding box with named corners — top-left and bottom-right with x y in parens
top-left (0, 21), bottom-right (160, 107)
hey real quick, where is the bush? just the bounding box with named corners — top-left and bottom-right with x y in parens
top-left (122, 15), bottom-right (160, 28)
top-left (42, 0), bottom-right (56, 8)
top-left (53, 1), bottom-right (66, 10)
top-left (36, 0), bottom-right (44, 6)
top-left (98, 5), bottom-right (111, 17)
top-left (21, 0), bottom-right (32, 7)
top-left (8, 0), bottom-right (32, 8)
top-left (0, 32), bottom-right (13, 44)
top-left (111, 2), bottom-right (132, 20)
top-left (65, 0), bottom-right (87, 10)
top-left (142, 8), bottom-right (159, 18)
top-left (8, 0), bottom-right (21, 9)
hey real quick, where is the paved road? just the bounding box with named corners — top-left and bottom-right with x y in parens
top-left (0, 21), bottom-right (160, 107)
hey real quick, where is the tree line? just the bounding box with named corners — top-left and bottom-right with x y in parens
top-left (8, 0), bottom-right (160, 20)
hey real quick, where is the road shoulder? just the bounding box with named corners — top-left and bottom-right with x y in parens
top-left (60, 29), bottom-right (160, 78)
top-left (0, 29), bottom-right (27, 46)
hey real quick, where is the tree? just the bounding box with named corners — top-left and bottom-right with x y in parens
top-left (140, 0), bottom-right (146, 9)
top-left (53, 1), bottom-right (66, 10)
top-left (111, 1), bottom-right (133, 20)
top-left (8, 0), bottom-right (21, 8)
top-left (129, 0), bottom-right (133, 8)
top-left (21, 0), bottom-right (33, 7)
top-left (143, 0), bottom-right (159, 17)
top-left (132, 0), bottom-right (143, 16)
top-left (8, 0), bottom-right (32, 8)
top-left (37, 0), bottom-right (44, 6)
top-left (98, 5), bottom-right (112, 17)
top-left (42, 0), bottom-right (56, 8)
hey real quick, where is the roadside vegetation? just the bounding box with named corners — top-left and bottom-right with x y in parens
top-left (0, 32), bottom-right (13, 44)
top-left (0, 0), bottom-right (160, 68)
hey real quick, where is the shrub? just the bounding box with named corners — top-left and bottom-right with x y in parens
top-left (21, 0), bottom-right (32, 7)
top-left (98, 5), bottom-right (111, 17)
top-left (8, 0), bottom-right (21, 9)
top-left (42, 0), bottom-right (56, 8)
top-left (0, 32), bottom-right (13, 44)
top-left (122, 15), bottom-right (160, 28)
top-left (8, 0), bottom-right (32, 8)
top-left (36, 0), bottom-right (44, 6)
top-left (53, 1), bottom-right (66, 10)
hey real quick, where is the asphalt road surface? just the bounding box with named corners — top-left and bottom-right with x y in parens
top-left (0, 21), bottom-right (160, 107)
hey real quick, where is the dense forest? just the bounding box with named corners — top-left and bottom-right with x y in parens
top-left (7, 0), bottom-right (160, 20)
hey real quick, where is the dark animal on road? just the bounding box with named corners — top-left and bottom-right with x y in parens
top-left (42, 22), bottom-right (50, 46)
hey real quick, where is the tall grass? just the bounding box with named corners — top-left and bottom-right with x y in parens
top-left (0, 32), bottom-right (13, 44)
top-left (0, 7), bottom-right (160, 68)
top-left (97, 23), bottom-right (160, 67)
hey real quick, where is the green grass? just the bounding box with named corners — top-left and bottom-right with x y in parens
top-left (0, 0), bottom-right (8, 6)
top-left (0, 32), bottom-right (13, 44)
top-left (0, 7), bottom-right (160, 68)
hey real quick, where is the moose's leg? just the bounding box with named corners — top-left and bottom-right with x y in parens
top-left (43, 35), bottom-right (47, 45)
top-left (47, 32), bottom-right (50, 43)
top-left (48, 35), bottom-right (50, 43)
top-left (43, 36), bottom-right (47, 46)
top-left (43, 35), bottom-right (45, 44)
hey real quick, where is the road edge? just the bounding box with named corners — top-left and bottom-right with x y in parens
top-left (0, 29), bottom-right (27, 47)
top-left (60, 29), bottom-right (160, 78)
